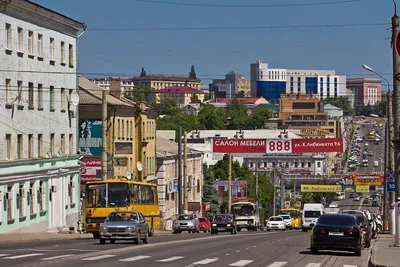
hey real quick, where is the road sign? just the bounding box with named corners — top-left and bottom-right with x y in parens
top-left (396, 32), bottom-right (400, 56)
top-left (284, 201), bottom-right (291, 208)
top-left (387, 181), bottom-right (395, 192)
top-left (295, 201), bottom-right (301, 208)
top-left (266, 140), bottom-right (292, 154)
top-left (386, 171), bottom-right (395, 182)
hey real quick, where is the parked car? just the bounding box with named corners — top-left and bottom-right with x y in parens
top-left (210, 214), bottom-right (237, 235)
top-left (279, 214), bottom-right (293, 229)
top-left (99, 211), bottom-right (149, 245)
top-left (198, 217), bottom-right (211, 233)
top-left (310, 214), bottom-right (363, 256)
top-left (266, 216), bottom-right (287, 231)
top-left (172, 213), bottom-right (200, 234)
top-left (340, 210), bottom-right (372, 248)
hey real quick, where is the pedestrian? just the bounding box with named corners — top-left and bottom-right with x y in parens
top-left (77, 218), bottom-right (84, 234)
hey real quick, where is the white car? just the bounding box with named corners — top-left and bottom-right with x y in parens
top-left (266, 216), bottom-right (286, 231)
top-left (279, 214), bottom-right (293, 229)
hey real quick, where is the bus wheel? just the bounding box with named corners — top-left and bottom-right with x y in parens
top-left (93, 232), bottom-right (100, 239)
top-left (148, 229), bottom-right (154, 237)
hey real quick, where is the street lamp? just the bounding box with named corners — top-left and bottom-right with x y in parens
top-left (362, 64), bottom-right (391, 91)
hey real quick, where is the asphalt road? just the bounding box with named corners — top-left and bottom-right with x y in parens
top-left (0, 230), bottom-right (371, 267)
top-left (332, 194), bottom-right (379, 214)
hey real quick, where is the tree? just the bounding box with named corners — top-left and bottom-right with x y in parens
top-left (324, 97), bottom-right (353, 116)
top-left (190, 94), bottom-right (201, 103)
top-left (124, 83), bottom-right (151, 102)
top-left (140, 67), bottom-right (147, 77)
top-left (202, 166), bottom-right (221, 219)
top-left (150, 99), bottom-right (180, 116)
top-left (247, 107), bottom-right (272, 129)
top-left (226, 99), bottom-right (250, 130)
top-left (197, 104), bottom-right (226, 130)
top-left (189, 65), bottom-right (197, 79)
top-left (156, 112), bottom-right (200, 139)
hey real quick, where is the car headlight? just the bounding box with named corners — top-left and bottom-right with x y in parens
top-left (127, 227), bottom-right (136, 232)
top-left (87, 219), bottom-right (92, 223)
top-left (212, 223), bottom-right (217, 226)
top-left (227, 224), bottom-right (231, 227)
top-left (101, 226), bottom-right (108, 231)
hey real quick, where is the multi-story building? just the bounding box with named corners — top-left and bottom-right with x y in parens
top-left (346, 78), bottom-right (382, 106)
top-left (208, 72), bottom-right (251, 98)
top-left (90, 78), bottom-right (134, 98)
top-left (278, 94), bottom-right (341, 137)
top-left (131, 75), bottom-right (201, 90)
top-left (150, 86), bottom-right (205, 105)
top-left (0, 0), bottom-right (85, 233)
top-left (79, 77), bottom-right (157, 183)
top-left (156, 137), bottom-right (203, 230)
top-left (250, 60), bottom-right (348, 103)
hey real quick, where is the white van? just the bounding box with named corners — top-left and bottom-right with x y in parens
top-left (302, 203), bottom-right (324, 232)
top-left (374, 161), bottom-right (379, 167)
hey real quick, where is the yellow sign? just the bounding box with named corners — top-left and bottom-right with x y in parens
top-left (342, 185), bottom-right (370, 193)
top-left (301, 185), bottom-right (342, 193)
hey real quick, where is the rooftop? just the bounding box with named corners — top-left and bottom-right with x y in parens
top-left (156, 137), bottom-right (202, 157)
top-left (155, 86), bottom-right (205, 94)
top-left (132, 75), bottom-right (200, 82)
top-left (186, 129), bottom-right (302, 139)
top-left (210, 97), bottom-right (267, 104)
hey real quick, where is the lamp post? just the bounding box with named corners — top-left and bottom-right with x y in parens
top-left (362, 64), bottom-right (394, 233)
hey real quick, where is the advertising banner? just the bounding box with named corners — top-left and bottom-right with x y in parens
top-left (212, 139), bottom-right (266, 154)
top-left (80, 157), bottom-right (102, 182)
top-left (348, 173), bottom-right (384, 186)
top-left (342, 185), bottom-right (370, 193)
top-left (78, 119), bottom-right (102, 156)
top-left (292, 138), bottom-right (344, 153)
top-left (301, 184), bottom-right (370, 193)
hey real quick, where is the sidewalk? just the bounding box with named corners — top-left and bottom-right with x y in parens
top-left (370, 234), bottom-right (400, 267)
top-left (0, 230), bottom-right (171, 244)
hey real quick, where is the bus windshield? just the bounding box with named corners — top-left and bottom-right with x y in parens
top-left (280, 210), bottom-right (300, 219)
top-left (86, 182), bottom-right (130, 208)
top-left (232, 204), bottom-right (255, 216)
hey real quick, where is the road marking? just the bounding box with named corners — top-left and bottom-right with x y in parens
top-left (266, 262), bottom-right (287, 267)
top-left (229, 260), bottom-right (254, 266)
top-left (253, 245), bottom-right (257, 248)
top-left (343, 265), bottom-right (358, 267)
top-left (236, 250), bottom-right (240, 252)
top-left (225, 253), bottom-right (230, 255)
top-left (192, 258), bottom-right (219, 265)
top-left (0, 254), bottom-right (9, 257)
top-left (305, 263), bottom-right (322, 267)
top-left (41, 255), bottom-right (73, 261)
top-left (156, 256), bottom-right (184, 262)
top-left (67, 249), bottom-right (99, 252)
top-left (3, 253), bottom-right (44, 259)
top-left (82, 255), bottom-right (116, 261)
top-left (119, 255), bottom-right (151, 262)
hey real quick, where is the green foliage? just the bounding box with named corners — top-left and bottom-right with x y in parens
top-left (324, 97), bottom-right (353, 116)
top-left (226, 99), bottom-right (249, 130)
top-left (156, 112), bottom-right (200, 137)
top-left (355, 94), bottom-right (387, 117)
top-left (189, 65), bottom-right (197, 79)
top-left (202, 166), bottom-right (221, 218)
top-left (246, 107), bottom-right (272, 130)
top-left (190, 94), bottom-right (201, 103)
top-left (140, 67), bottom-right (147, 77)
top-left (151, 99), bottom-right (180, 116)
top-left (198, 104), bottom-right (226, 130)
top-left (124, 83), bottom-right (151, 102)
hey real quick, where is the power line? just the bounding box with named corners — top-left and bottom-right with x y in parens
top-left (134, 0), bottom-right (362, 8)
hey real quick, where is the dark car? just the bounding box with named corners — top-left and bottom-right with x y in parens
top-left (340, 210), bottom-right (371, 248)
top-left (210, 214), bottom-right (237, 235)
top-left (310, 214), bottom-right (363, 256)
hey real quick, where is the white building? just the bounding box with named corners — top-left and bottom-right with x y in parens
top-left (250, 60), bottom-right (349, 103)
top-left (156, 137), bottom-right (203, 230)
top-left (90, 78), bottom-right (135, 98)
top-left (0, 0), bottom-right (85, 233)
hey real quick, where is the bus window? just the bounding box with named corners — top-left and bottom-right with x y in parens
top-left (86, 184), bottom-right (107, 208)
top-left (141, 185), bottom-right (155, 204)
top-left (152, 186), bottom-right (158, 204)
top-left (107, 183), bottom-right (129, 207)
top-left (132, 184), bottom-right (141, 204)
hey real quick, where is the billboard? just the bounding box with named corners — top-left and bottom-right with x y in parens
top-left (301, 184), bottom-right (370, 193)
top-left (214, 180), bottom-right (247, 202)
top-left (78, 119), bottom-right (102, 156)
top-left (80, 157), bottom-right (102, 182)
top-left (212, 137), bottom-right (343, 154)
top-left (345, 173), bottom-right (384, 186)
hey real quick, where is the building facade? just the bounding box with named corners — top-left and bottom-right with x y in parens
top-left (346, 78), bottom-right (382, 106)
top-left (131, 75), bottom-right (201, 90)
top-left (250, 60), bottom-right (348, 103)
top-left (151, 86), bottom-right (205, 104)
top-left (209, 72), bottom-right (251, 98)
top-left (0, 0), bottom-right (85, 233)
top-left (90, 77), bottom-right (135, 98)
top-left (156, 137), bottom-right (203, 230)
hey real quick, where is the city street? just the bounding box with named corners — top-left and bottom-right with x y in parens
top-left (0, 230), bottom-right (371, 267)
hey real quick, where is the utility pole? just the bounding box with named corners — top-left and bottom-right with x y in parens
top-left (183, 131), bottom-right (188, 214)
top-left (272, 169), bottom-right (276, 216)
top-left (384, 120), bottom-right (389, 231)
top-left (228, 154), bottom-right (232, 213)
top-left (178, 127), bottom-right (183, 214)
top-left (280, 172), bottom-right (285, 211)
top-left (387, 92), bottom-right (396, 234)
top-left (255, 165), bottom-right (259, 203)
top-left (391, 1), bottom-right (400, 246)
top-left (101, 89), bottom-right (108, 180)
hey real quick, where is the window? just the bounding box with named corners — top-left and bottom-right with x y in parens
top-left (6, 23), bottom-right (11, 49)
top-left (7, 185), bottom-right (13, 220)
top-left (38, 84), bottom-right (43, 109)
top-left (50, 86), bottom-right (54, 110)
top-left (29, 182), bottom-right (36, 214)
top-left (28, 82), bottom-right (34, 109)
top-left (17, 27), bottom-right (23, 51)
top-left (60, 134), bottom-right (65, 154)
top-left (61, 88), bottom-right (66, 110)
top-left (28, 134), bottom-right (33, 158)
top-left (6, 78), bottom-right (11, 103)
top-left (37, 34), bottom-right (43, 57)
top-left (69, 44), bottom-right (74, 66)
top-left (17, 80), bottom-right (22, 104)
top-left (18, 184), bottom-right (25, 217)
top-left (141, 185), bottom-right (155, 204)
top-left (6, 134), bottom-right (11, 159)
top-left (38, 134), bottom-right (43, 157)
top-left (17, 134), bottom-right (23, 159)
top-left (61, 41), bottom-right (65, 63)
top-left (50, 133), bottom-right (55, 154)
top-left (28, 31), bottom-right (33, 54)
top-left (69, 134), bottom-right (73, 155)
top-left (49, 37), bottom-right (54, 60)
top-left (38, 181), bottom-right (45, 211)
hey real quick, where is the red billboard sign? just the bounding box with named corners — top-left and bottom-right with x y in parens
top-left (292, 137), bottom-right (343, 153)
top-left (80, 157), bottom-right (102, 183)
top-left (212, 137), bottom-right (344, 154)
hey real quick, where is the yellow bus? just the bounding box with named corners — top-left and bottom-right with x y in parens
top-left (279, 208), bottom-right (302, 229)
top-left (84, 179), bottom-right (160, 238)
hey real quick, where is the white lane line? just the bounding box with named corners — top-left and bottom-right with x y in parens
top-left (119, 255), bottom-right (151, 262)
top-left (305, 263), bottom-right (322, 267)
top-left (225, 253), bottom-right (230, 255)
top-left (229, 260), bottom-right (254, 266)
top-left (253, 245), bottom-right (257, 248)
top-left (156, 256), bottom-right (185, 262)
top-left (192, 258), bottom-right (219, 265)
top-left (343, 265), bottom-right (358, 267)
top-left (236, 250), bottom-right (240, 252)
top-left (3, 253), bottom-right (44, 259)
top-left (0, 254), bottom-right (9, 257)
top-left (266, 262), bottom-right (287, 267)
top-left (82, 255), bottom-right (116, 261)
top-left (41, 255), bottom-right (73, 261)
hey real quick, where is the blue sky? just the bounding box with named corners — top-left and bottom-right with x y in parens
top-left (34, 0), bottom-right (394, 88)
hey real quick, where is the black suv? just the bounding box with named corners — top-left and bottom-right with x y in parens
top-left (210, 214), bottom-right (237, 235)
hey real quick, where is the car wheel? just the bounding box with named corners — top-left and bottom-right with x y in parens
top-left (143, 231), bottom-right (149, 244)
top-left (355, 246), bottom-right (362, 256)
top-left (365, 239), bottom-right (371, 248)
top-left (267, 229), bottom-right (271, 231)
top-left (110, 239), bottom-right (115, 244)
top-left (310, 247), bottom-right (318, 254)
top-left (204, 230), bottom-right (207, 233)
top-left (93, 232), bottom-right (100, 239)
top-left (134, 232), bottom-right (140, 244)
top-left (99, 238), bottom-right (106, 245)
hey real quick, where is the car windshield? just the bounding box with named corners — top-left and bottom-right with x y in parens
top-left (178, 215), bottom-right (194, 220)
top-left (214, 215), bottom-right (232, 221)
top-left (232, 204), bottom-right (255, 216)
top-left (318, 215), bottom-right (354, 226)
top-left (281, 215), bottom-right (290, 220)
top-left (86, 182), bottom-right (130, 208)
top-left (304, 210), bottom-right (321, 218)
top-left (269, 217), bottom-right (283, 221)
top-left (106, 212), bottom-right (138, 222)
top-left (198, 218), bottom-right (206, 222)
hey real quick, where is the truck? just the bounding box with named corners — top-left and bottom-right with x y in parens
top-left (231, 198), bottom-right (263, 231)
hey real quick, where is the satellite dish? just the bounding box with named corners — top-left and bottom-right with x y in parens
top-left (126, 173), bottom-right (132, 180)
top-left (70, 91), bottom-right (79, 106)
top-left (137, 162), bottom-right (143, 172)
